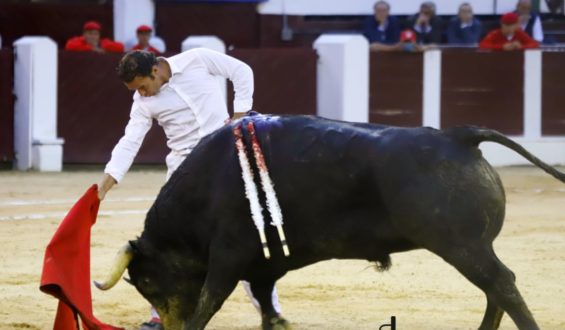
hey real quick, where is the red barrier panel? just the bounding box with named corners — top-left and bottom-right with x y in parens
top-left (228, 48), bottom-right (317, 116)
top-left (57, 49), bottom-right (316, 164)
top-left (441, 50), bottom-right (524, 135)
top-left (0, 3), bottom-right (114, 49)
top-left (0, 49), bottom-right (14, 163)
top-left (57, 51), bottom-right (167, 164)
top-left (155, 3), bottom-right (260, 52)
top-left (369, 52), bottom-right (423, 127)
top-left (542, 52), bottom-right (565, 136)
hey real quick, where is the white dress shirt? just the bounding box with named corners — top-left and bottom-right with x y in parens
top-left (104, 48), bottom-right (254, 183)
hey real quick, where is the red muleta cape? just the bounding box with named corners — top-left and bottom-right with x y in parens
top-left (40, 185), bottom-right (123, 330)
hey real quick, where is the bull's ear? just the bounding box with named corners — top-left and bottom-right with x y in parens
top-left (123, 277), bottom-right (133, 285)
top-left (128, 240), bottom-right (140, 255)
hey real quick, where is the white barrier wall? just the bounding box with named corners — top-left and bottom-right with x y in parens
top-left (182, 36), bottom-right (228, 103)
top-left (418, 48), bottom-right (565, 166)
top-left (314, 34), bottom-right (369, 122)
top-left (478, 50), bottom-right (565, 166)
top-left (13, 37), bottom-right (64, 172)
top-left (422, 50), bottom-right (442, 129)
top-left (312, 37), bottom-right (565, 166)
top-left (113, 0), bottom-right (155, 44)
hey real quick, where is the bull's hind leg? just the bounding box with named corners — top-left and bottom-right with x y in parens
top-left (248, 280), bottom-right (291, 330)
top-left (479, 297), bottom-right (504, 330)
top-left (439, 244), bottom-right (539, 330)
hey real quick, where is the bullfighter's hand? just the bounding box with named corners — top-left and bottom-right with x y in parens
top-left (97, 174), bottom-right (116, 201)
top-left (502, 42), bottom-right (516, 51)
top-left (232, 112), bottom-right (247, 120)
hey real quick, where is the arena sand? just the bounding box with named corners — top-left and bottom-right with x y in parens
top-left (0, 167), bottom-right (564, 330)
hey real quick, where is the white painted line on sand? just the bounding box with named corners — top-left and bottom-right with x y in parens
top-left (0, 209), bottom-right (147, 222)
top-left (0, 196), bottom-right (155, 207)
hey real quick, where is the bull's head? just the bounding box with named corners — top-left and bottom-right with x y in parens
top-left (95, 239), bottom-right (207, 329)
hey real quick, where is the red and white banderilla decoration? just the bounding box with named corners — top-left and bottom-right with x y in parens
top-left (233, 121), bottom-right (290, 259)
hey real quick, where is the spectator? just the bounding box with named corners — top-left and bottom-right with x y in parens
top-left (405, 1), bottom-right (443, 44)
top-left (479, 12), bottom-right (539, 50)
top-left (398, 29), bottom-right (425, 52)
top-left (65, 21), bottom-right (124, 53)
top-left (130, 25), bottom-right (162, 55)
top-left (447, 3), bottom-right (482, 45)
top-left (364, 1), bottom-right (401, 51)
top-left (515, 0), bottom-right (544, 42)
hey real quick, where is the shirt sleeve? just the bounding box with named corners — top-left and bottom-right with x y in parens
top-left (104, 102), bottom-right (152, 183)
top-left (471, 20), bottom-right (482, 44)
top-left (532, 16), bottom-right (544, 42)
top-left (446, 20), bottom-right (458, 44)
top-left (195, 48), bottom-right (254, 113)
top-left (519, 31), bottom-right (540, 49)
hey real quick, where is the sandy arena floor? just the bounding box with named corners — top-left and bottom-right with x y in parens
top-left (0, 166), bottom-right (564, 330)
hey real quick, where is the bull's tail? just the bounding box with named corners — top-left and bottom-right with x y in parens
top-left (447, 126), bottom-right (565, 183)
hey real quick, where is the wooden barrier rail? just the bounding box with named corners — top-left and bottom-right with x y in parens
top-left (1, 48), bottom-right (564, 165)
top-left (56, 48), bottom-right (316, 164)
top-left (370, 49), bottom-right (565, 136)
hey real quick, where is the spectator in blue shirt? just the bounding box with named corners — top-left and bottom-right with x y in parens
top-left (447, 3), bottom-right (482, 45)
top-left (406, 1), bottom-right (443, 44)
top-left (363, 1), bottom-right (401, 51)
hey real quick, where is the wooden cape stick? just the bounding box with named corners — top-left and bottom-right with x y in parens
top-left (247, 121), bottom-right (290, 257)
top-left (233, 124), bottom-right (270, 259)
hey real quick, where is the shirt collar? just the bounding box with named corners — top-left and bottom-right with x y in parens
top-left (460, 21), bottom-right (473, 29)
top-left (377, 19), bottom-right (388, 31)
top-left (159, 56), bottom-right (181, 76)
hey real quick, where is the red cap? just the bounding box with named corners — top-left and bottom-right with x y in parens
top-left (137, 25), bottom-right (153, 33)
top-left (400, 29), bottom-right (416, 43)
top-left (83, 21), bottom-right (101, 31)
top-left (501, 12), bottom-right (519, 25)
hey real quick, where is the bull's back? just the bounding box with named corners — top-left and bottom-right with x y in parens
top-left (159, 116), bottom-right (506, 262)
top-left (261, 118), bottom-right (506, 248)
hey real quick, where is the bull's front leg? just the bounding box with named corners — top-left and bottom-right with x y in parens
top-left (248, 280), bottom-right (291, 330)
top-left (183, 250), bottom-right (241, 330)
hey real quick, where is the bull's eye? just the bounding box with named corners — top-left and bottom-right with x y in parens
top-left (138, 276), bottom-right (160, 296)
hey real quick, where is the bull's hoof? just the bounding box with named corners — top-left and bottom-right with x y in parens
top-left (262, 316), bottom-right (292, 330)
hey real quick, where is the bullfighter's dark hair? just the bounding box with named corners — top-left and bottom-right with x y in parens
top-left (116, 50), bottom-right (158, 83)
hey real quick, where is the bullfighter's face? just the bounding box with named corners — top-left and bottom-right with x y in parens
top-left (127, 239), bottom-right (207, 329)
top-left (125, 71), bottom-right (162, 97)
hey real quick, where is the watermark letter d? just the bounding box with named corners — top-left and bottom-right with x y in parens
top-left (379, 316), bottom-right (396, 330)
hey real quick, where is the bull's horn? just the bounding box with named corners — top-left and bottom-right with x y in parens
top-left (94, 243), bottom-right (134, 290)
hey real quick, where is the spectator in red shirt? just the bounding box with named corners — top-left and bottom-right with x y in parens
top-left (65, 21), bottom-right (124, 53)
top-left (479, 12), bottom-right (539, 50)
top-left (130, 25), bottom-right (161, 55)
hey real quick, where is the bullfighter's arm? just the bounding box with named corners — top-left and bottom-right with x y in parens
top-left (195, 48), bottom-right (254, 115)
top-left (100, 101), bottom-right (152, 198)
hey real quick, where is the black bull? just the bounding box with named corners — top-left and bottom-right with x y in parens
top-left (95, 115), bottom-right (565, 330)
